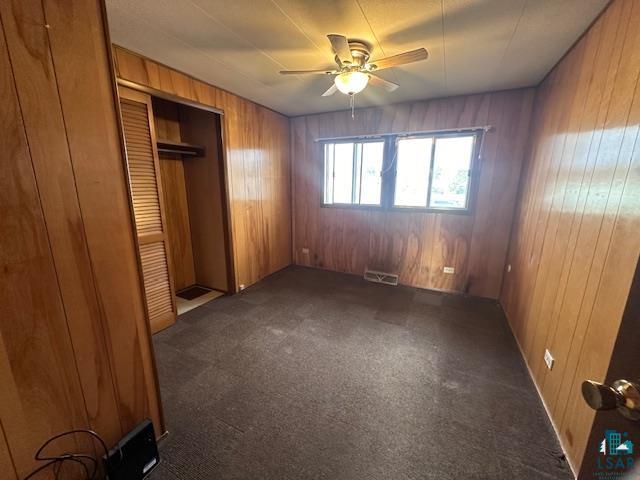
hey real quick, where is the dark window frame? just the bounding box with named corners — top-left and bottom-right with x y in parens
top-left (320, 129), bottom-right (483, 215)
top-left (321, 137), bottom-right (387, 208)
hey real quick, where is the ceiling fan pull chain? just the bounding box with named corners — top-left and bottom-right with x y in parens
top-left (350, 94), bottom-right (355, 119)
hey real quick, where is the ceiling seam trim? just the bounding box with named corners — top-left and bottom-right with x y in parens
top-left (268, 0), bottom-right (330, 57)
top-left (354, 0), bottom-right (401, 84)
top-left (187, 0), bottom-right (295, 73)
top-left (440, 0), bottom-right (447, 88)
top-left (491, 0), bottom-right (527, 87)
top-left (111, 4), bottom-right (275, 90)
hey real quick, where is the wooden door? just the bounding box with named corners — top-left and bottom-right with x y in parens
top-left (119, 86), bottom-right (176, 333)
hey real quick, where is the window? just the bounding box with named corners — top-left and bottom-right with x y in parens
top-left (428, 135), bottom-right (475, 209)
top-left (394, 137), bottom-right (433, 207)
top-left (323, 140), bottom-right (384, 205)
top-left (394, 134), bottom-right (477, 210)
top-left (322, 131), bottom-right (480, 212)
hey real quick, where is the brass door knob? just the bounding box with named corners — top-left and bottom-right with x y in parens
top-left (582, 379), bottom-right (640, 421)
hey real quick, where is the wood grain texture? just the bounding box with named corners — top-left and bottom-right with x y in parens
top-left (0, 13), bottom-right (91, 474)
top-left (0, 425), bottom-right (15, 479)
top-left (41, 0), bottom-right (163, 444)
top-left (0, 2), bottom-right (163, 474)
top-left (181, 107), bottom-right (230, 291)
top-left (579, 256), bottom-right (640, 478)
top-left (501, 0), bottom-right (640, 471)
top-left (291, 90), bottom-right (534, 298)
top-left (159, 155), bottom-right (196, 290)
top-left (119, 86), bottom-right (177, 333)
top-left (113, 46), bottom-right (291, 291)
top-left (154, 97), bottom-right (197, 291)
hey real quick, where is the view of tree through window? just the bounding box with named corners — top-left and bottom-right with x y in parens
top-left (394, 134), bottom-right (476, 210)
top-left (429, 136), bottom-right (475, 209)
top-left (323, 132), bottom-right (478, 212)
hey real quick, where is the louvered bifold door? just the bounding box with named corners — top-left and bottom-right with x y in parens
top-left (119, 86), bottom-right (176, 333)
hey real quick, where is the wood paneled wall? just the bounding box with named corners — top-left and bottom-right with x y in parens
top-left (579, 257), bottom-right (640, 478)
top-left (181, 108), bottom-right (230, 292)
top-left (291, 90), bottom-right (534, 298)
top-left (501, 0), bottom-right (640, 471)
top-left (154, 99), bottom-right (197, 291)
top-left (113, 47), bottom-right (292, 291)
top-left (0, 1), bottom-right (162, 477)
top-left (159, 154), bottom-right (197, 291)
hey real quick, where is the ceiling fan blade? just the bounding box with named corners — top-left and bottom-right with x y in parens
top-left (369, 48), bottom-right (428, 71)
top-left (327, 34), bottom-right (353, 65)
top-left (368, 74), bottom-right (399, 92)
top-left (279, 69), bottom-right (336, 75)
top-left (321, 84), bottom-right (338, 97)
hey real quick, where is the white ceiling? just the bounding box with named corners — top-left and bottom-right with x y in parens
top-left (105, 0), bottom-right (608, 117)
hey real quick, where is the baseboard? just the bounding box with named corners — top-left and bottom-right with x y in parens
top-left (499, 304), bottom-right (578, 479)
top-left (292, 262), bottom-right (500, 301)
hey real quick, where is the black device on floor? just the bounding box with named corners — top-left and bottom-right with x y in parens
top-left (104, 419), bottom-right (159, 480)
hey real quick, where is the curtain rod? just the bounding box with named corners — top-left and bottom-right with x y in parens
top-left (313, 125), bottom-right (493, 143)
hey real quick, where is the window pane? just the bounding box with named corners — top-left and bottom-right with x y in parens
top-left (394, 137), bottom-right (433, 207)
top-left (323, 141), bottom-right (383, 206)
top-left (323, 144), bottom-right (334, 203)
top-left (332, 142), bottom-right (354, 203)
top-left (353, 144), bottom-right (362, 203)
top-left (359, 142), bottom-right (383, 205)
top-left (429, 135), bottom-right (475, 209)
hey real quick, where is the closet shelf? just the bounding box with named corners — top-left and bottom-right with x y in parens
top-left (156, 139), bottom-right (205, 157)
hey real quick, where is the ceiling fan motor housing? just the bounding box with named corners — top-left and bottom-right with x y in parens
top-left (279, 34), bottom-right (427, 97)
top-left (337, 41), bottom-right (370, 69)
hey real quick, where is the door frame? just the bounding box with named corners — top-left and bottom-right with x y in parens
top-left (116, 78), bottom-right (237, 294)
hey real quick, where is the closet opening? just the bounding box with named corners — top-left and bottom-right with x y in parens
top-left (119, 85), bottom-right (234, 333)
top-left (153, 97), bottom-right (233, 316)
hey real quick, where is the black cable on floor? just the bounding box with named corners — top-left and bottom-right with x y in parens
top-left (24, 429), bottom-right (113, 480)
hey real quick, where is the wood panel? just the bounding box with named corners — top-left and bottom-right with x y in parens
top-left (154, 97), bottom-right (197, 291)
top-left (42, 0), bottom-right (162, 436)
top-left (0, 425), bottom-right (15, 479)
top-left (501, 0), bottom-right (640, 471)
top-left (153, 97), bottom-right (183, 141)
top-left (0, 0), bottom-right (163, 475)
top-left (0, 14), bottom-right (90, 474)
top-left (120, 87), bottom-right (177, 333)
top-left (579, 255), bottom-right (640, 478)
top-left (159, 155), bottom-right (196, 291)
top-left (113, 46), bottom-right (291, 291)
top-left (291, 90), bottom-right (534, 298)
top-left (181, 107), bottom-right (230, 291)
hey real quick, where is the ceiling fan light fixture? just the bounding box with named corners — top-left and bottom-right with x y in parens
top-left (334, 71), bottom-right (369, 95)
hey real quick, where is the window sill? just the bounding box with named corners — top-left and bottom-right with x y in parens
top-left (390, 206), bottom-right (472, 215)
top-left (320, 203), bottom-right (383, 211)
top-left (320, 203), bottom-right (473, 215)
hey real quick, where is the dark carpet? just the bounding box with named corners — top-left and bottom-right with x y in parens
top-left (150, 266), bottom-right (573, 480)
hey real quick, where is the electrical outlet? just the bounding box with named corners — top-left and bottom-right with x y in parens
top-left (239, 284), bottom-right (245, 291)
top-left (302, 247), bottom-right (310, 255)
top-left (443, 266), bottom-right (455, 274)
top-left (544, 349), bottom-right (554, 370)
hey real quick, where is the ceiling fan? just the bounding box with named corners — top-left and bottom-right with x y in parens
top-left (279, 34), bottom-right (428, 98)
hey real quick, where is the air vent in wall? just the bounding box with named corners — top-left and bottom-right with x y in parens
top-left (364, 269), bottom-right (399, 286)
